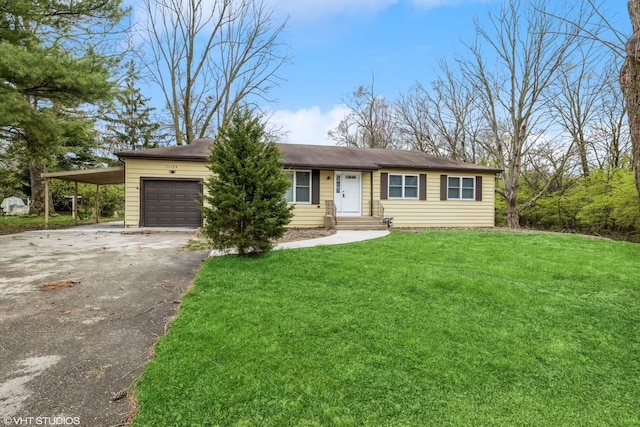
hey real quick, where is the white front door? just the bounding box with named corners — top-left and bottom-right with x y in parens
top-left (335, 172), bottom-right (361, 216)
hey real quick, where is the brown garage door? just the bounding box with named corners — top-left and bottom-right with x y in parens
top-left (142, 179), bottom-right (202, 227)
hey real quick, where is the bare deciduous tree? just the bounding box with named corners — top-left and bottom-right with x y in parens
top-left (395, 84), bottom-right (440, 155)
top-left (589, 72), bottom-right (630, 169)
top-left (141, 0), bottom-right (289, 145)
top-left (546, 0), bottom-right (638, 195)
top-left (396, 70), bottom-right (484, 162)
top-left (548, 44), bottom-right (613, 177)
top-left (461, 0), bottom-right (583, 228)
top-left (328, 81), bottom-right (398, 149)
top-left (427, 62), bottom-right (483, 162)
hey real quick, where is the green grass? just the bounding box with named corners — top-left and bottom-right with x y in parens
top-left (0, 214), bottom-right (117, 235)
top-left (132, 231), bottom-right (640, 426)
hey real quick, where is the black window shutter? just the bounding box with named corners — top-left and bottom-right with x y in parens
top-left (381, 173), bottom-right (388, 200)
top-left (419, 174), bottom-right (427, 200)
top-left (440, 175), bottom-right (447, 201)
top-left (312, 169), bottom-right (320, 205)
top-left (475, 176), bottom-right (483, 201)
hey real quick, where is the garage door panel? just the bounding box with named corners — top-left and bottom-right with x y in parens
top-left (142, 180), bottom-right (202, 228)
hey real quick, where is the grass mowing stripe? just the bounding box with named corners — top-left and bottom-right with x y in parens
top-left (132, 231), bottom-right (640, 426)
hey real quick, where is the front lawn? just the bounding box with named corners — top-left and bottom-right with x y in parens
top-left (131, 231), bottom-right (640, 426)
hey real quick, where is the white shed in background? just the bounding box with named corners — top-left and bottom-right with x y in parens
top-left (1, 196), bottom-right (30, 215)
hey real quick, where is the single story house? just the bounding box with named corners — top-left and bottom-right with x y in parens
top-left (116, 139), bottom-right (502, 229)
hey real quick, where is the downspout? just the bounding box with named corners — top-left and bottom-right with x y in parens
top-left (119, 158), bottom-right (126, 228)
top-left (370, 171), bottom-right (374, 217)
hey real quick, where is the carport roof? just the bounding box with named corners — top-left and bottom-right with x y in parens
top-left (117, 139), bottom-right (503, 173)
top-left (43, 167), bottom-right (125, 185)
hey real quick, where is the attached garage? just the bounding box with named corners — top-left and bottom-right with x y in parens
top-left (117, 141), bottom-right (211, 228)
top-left (141, 179), bottom-right (202, 228)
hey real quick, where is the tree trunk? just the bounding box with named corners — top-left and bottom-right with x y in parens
top-left (28, 162), bottom-right (55, 216)
top-left (507, 196), bottom-right (520, 229)
top-left (29, 162), bottom-right (45, 215)
top-left (506, 134), bottom-right (524, 229)
top-left (577, 133), bottom-right (590, 177)
top-left (504, 167), bottom-right (521, 229)
top-left (621, 60), bottom-right (640, 197)
top-left (622, 1), bottom-right (640, 199)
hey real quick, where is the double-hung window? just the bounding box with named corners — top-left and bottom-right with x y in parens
top-left (286, 171), bottom-right (311, 204)
top-left (389, 174), bottom-right (419, 199)
top-left (447, 176), bottom-right (475, 200)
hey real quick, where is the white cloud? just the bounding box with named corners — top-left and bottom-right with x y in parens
top-left (268, 106), bottom-right (348, 146)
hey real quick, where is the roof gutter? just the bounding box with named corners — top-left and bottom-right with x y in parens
top-left (116, 155), bottom-right (208, 162)
top-left (374, 163), bottom-right (503, 173)
top-left (282, 163), bottom-right (378, 171)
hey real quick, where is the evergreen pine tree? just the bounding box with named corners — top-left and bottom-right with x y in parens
top-left (202, 109), bottom-right (293, 256)
top-left (103, 60), bottom-right (163, 151)
top-left (0, 1), bottom-right (127, 213)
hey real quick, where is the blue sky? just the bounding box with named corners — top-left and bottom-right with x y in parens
top-left (264, 0), bottom-right (629, 145)
top-left (267, 0), bottom-right (492, 144)
top-left (270, 0), bottom-right (484, 111)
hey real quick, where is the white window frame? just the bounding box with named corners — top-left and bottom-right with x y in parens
top-left (388, 174), bottom-right (419, 199)
top-left (447, 176), bottom-right (475, 200)
top-left (286, 170), bottom-right (312, 204)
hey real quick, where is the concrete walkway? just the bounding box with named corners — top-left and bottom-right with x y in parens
top-left (277, 230), bottom-right (389, 249)
top-left (209, 230), bottom-right (390, 257)
top-left (43, 222), bottom-right (390, 254)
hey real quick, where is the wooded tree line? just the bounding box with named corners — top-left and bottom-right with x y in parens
top-left (329, 0), bottom-right (640, 239)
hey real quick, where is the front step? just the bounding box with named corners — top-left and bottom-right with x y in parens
top-left (335, 216), bottom-right (387, 230)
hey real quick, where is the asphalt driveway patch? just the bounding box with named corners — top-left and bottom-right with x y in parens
top-left (0, 229), bottom-right (206, 426)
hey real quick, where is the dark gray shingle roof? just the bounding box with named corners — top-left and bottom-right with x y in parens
top-left (116, 139), bottom-right (213, 161)
top-left (117, 139), bottom-right (502, 173)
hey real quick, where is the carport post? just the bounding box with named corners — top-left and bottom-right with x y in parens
top-left (73, 181), bottom-right (78, 225)
top-left (44, 177), bottom-right (49, 229)
top-left (95, 184), bottom-right (100, 224)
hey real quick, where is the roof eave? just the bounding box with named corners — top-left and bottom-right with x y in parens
top-left (283, 163), bottom-right (378, 171)
top-left (119, 154), bottom-right (207, 162)
top-left (375, 163), bottom-right (503, 174)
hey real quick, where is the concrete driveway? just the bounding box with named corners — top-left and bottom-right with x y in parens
top-left (0, 224), bottom-right (207, 426)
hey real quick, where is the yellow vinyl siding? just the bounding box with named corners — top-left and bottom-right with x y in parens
top-left (373, 169), bottom-right (496, 228)
top-left (361, 171), bottom-right (372, 216)
top-left (123, 158), bottom-right (497, 229)
top-left (289, 170), bottom-right (334, 228)
top-left (123, 158), bottom-right (209, 228)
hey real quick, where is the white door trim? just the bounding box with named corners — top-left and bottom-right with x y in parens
top-left (335, 171), bottom-right (362, 216)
